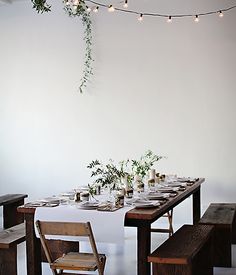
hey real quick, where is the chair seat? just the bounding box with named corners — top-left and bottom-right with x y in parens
top-left (51, 252), bottom-right (106, 271)
top-left (36, 221), bottom-right (106, 275)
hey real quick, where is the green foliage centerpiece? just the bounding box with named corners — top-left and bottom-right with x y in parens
top-left (87, 150), bottom-right (164, 195)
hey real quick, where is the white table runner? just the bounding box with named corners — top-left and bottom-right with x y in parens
top-left (35, 204), bottom-right (131, 244)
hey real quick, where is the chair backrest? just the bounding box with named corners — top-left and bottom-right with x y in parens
top-left (35, 220), bottom-right (102, 274)
top-left (36, 221), bottom-right (91, 236)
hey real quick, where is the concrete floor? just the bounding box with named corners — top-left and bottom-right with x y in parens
top-left (17, 225), bottom-right (236, 275)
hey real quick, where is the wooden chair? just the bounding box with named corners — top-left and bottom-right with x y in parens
top-left (35, 220), bottom-right (106, 275)
top-left (151, 209), bottom-right (174, 237)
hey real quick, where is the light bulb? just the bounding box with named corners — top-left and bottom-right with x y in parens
top-left (167, 16), bottom-right (172, 23)
top-left (93, 6), bottom-right (99, 13)
top-left (138, 13), bottom-right (143, 22)
top-left (123, 0), bottom-right (128, 8)
top-left (194, 15), bottom-right (199, 22)
top-left (108, 5), bottom-right (115, 12)
top-left (219, 11), bottom-right (224, 18)
top-left (86, 6), bottom-right (91, 12)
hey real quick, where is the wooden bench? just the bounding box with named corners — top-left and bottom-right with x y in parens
top-left (0, 223), bottom-right (25, 275)
top-left (199, 203), bottom-right (236, 267)
top-left (0, 194), bottom-right (28, 229)
top-left (148, 224), bottom-right (214, 275)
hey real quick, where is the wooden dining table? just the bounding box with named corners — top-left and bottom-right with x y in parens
top-left (18, 178), bottom-right (204, 275)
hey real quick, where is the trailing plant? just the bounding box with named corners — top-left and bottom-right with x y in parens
top-left (31, 0), bottom-right (51, 13)
top-left (31, 0), bottom-right (93, 93)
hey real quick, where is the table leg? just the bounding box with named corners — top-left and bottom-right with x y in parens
top-left (193, 186), bottom-right (201, 225)
top-left (137, 224), bottom-right (151, 275)
top-left (25, 213), bottom-right (42, 275)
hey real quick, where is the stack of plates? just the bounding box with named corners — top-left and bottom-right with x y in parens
top-left (39, 197), bottom-right (61, 204)
top-left (176, 177), bottom-right (198, 184)
top-left (77, 201), bottom-right (99, 210)
top-left (132, 200), bottom-right (160, 209)
top-left (167, 182), bottom-right (187, 187)
top-left (146, 193), bottom-right (169, 200)
top-left (30, 197), bottom-right (61, 206)
top-left (156, 187), bottom-right (179, 193)
top-left (24, 202), bottom-right (46, 207)
top-left (60, 192), bottom-right (75, 200)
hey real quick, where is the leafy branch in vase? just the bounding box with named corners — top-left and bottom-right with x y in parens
top-left (87, 159), bottom-right (129, 190)
top-left (131, 150), bottom-right (164, 180)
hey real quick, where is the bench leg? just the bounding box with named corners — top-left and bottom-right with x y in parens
top-left (214, 227), bottom-right (231, 267)
top-left (192, 236), bottom-right (213, 275)
top-left (153, 263), bottom-right (192, 275)
top-left (231, 211), bottom-right (236, 244)
top-left (0, 246), bottom-right (17, 275)
top-left (153, 261), bottom-right (213, 275)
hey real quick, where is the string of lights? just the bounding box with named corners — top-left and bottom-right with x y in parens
top-left (83, 0), bottom-right (236, 22)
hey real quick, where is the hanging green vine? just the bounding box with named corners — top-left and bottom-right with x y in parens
top-left (31, 0), bottom-right (93, 93)
top-left (31, 0), bottom-right (51, 13)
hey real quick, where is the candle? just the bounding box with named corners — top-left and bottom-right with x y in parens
top-left (134, 175), bottom-right (141, 182)
top-left (149, 169), bottom-right (156, 180)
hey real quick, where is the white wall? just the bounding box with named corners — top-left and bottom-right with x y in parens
top-left (0, 0), bottom-right (236, 224)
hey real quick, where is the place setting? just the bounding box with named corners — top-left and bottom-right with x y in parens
top-left (126, 198), bottom-right (161, 209)
top-left (172, 177), bottom-right (199, 185)
top-left (24, 197), bottom-right (62, 207)
top-left (77, 201), bottom-right (100, 210)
